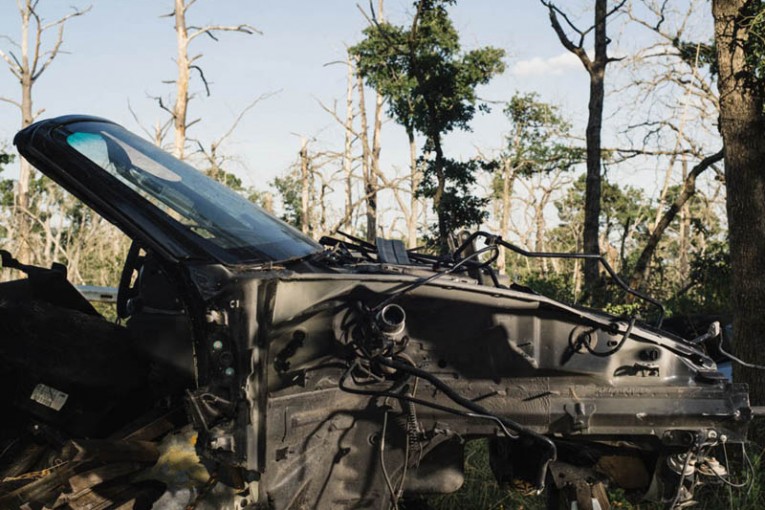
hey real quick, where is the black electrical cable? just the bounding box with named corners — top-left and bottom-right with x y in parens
top-left (376, 357), bottom-right (555, 451)
top-left (372, 245), bottom-right (499, 312)
top-left (580, 317), bottom-right (636, 358)
top-left (452, 231), bottom-right (666, 327)
top-left (339, 356), bottom-right (557, 489)
top-left (717, 335), bottom-right (765, 371)
top-left (339, 361), bottom-right (482, 422)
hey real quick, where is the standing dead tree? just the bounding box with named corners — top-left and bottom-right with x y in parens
top-left (318, 53), bottom-right (418, 244)
top-left (623, 0), bottom-right (726, 291)
top-left (160, 0), bottom-right (259, 159)
top-left (0, 0), bottom-right (90, 262)
top-left (355, 66), bottom-right (384, 242)
top-left (541, 0), bottom-right (625, 299)
top-left (193, 92), bottom-right (276, 183)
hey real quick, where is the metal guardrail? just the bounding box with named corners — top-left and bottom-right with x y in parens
top-left (75, 285), bottom-right (118, 303)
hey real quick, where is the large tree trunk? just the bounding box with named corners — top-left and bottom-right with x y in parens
top-left (544, 0), bottom-right (621, 301)
top-left (713, 0), bottom-right (765, 438)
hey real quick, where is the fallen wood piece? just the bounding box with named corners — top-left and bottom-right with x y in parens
top-left (47, 462), bottom-right (145, 509)
top-left (69, 440), bottom-right (159, 465)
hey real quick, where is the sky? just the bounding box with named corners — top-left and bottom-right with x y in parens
top-left (0, 0), bottom-right (597, 188)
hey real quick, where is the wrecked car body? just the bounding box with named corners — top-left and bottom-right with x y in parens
top-left (0, 115), bottom-right (752, 509)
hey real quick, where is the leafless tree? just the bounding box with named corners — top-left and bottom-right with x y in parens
top-left (193, 92), bottom-right (275, 182)
top-left (318, 53), bottom-right (421, 245)
top-left (541, 0), bottom-right (625, 298)
top-left (0, 0), bottom-right (90, 262)
top-left (159, 0), bottom-right (259, 159)
top-left (622, 0), bottom-right (725, 290)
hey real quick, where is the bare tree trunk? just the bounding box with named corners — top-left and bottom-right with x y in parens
top-left (535, 189), bottom-right (553, 274)
top-left (369, 0), bottom-right (385, 240)
top-left (583, 67), bottom-right (604, 292)
top-left (356, 72), bottom-right (377, 242)
top-left (713, 0), bottom-right (765, 438)
top-left (18, 4), bottom-right (33, 214)
top-left (173, 0), bottom-right (190, 159)
top-left (678, 158), bottom-right (690, 278)
top-left (543, 0), bottom-right (624, 300)
top-left (0, 1), bottom-right (90, 263)
top-left (582, 0), bottom-right (608, 296)
top-left (629, 150), bottom-right (723, 290)
top-left (163, 0), bottom-right (257, 159)
top-left (407, 127), bottom-right (419, 248)
top-left (299, 138), bottom-right (310, 235)
top-left (17, 21), bottom-right (33, 263)
top-left (431, 133), bottom-right (449, 254)
top-left (497, 160), bottom-right (516, 275)
top-left (370, 90), bottom-right (383, 239)
top-left (343, 59), bottom-right (355, 231)
top-left (319, 181), bottom-right (328, 235)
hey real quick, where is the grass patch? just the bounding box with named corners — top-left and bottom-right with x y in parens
top-left (425, 439), bottom-right (545, 510)
top-left (419, 440), bottom-right (765, 510)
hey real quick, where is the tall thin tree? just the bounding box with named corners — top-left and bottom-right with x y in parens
top-left (0, 1), bottom-right (90, 262)
top-left (541, 0), bottom-right (625, 299)
top-left (161, 0), bottom-right (259, 159)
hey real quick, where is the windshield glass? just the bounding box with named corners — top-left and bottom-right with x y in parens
top-left (63, 121), bottom-right (321, 263)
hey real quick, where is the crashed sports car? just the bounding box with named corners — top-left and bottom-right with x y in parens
top-left (0, 115), bottom-right (754, 509)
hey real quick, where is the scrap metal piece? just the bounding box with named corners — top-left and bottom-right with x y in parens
top-left (375, 238), bottom-right (411, 265)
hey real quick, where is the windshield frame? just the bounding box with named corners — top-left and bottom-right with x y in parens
top-left (14, 116), bottom-right (322, 266)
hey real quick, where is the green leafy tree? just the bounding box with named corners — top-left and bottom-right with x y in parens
top-left (500, 93), bottom-right (582, 178)
top-left (272, 173), bottom-right (303, 230)
top-left (0, 150), bottom-right (15, 241)
top-left (0, 150), bottom-right (14, 208)
top-left (546, 175), bottom-right (653, 306)
top-left (494, 93), bottom-right (583, 273)
top-left (351, 0), bottom-right (505, 253)
top-left (669, 241), bottom-right (731, 316)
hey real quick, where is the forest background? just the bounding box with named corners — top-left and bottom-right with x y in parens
top-left (2, 0), bottom-right (764, 507)
top-left (0, 0), bottom-right (730, 316)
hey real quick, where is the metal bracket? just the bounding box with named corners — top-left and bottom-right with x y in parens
top-left (564, 402), bottom-right (596, 432)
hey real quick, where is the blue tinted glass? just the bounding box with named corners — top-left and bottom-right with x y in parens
top-left (66, 122), bottom-right (321, 262)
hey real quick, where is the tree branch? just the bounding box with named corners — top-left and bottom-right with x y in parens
top-left (188, 24), bottom-right (261, 42)
top-left (214, 90), bottom-right (279, 146)
top-left (540, 1), bottom-right (592, 68)
top-left (31, 5), bottom-right (91, 80)
top-left (0, 48), bottom-right (22, 78)
top-left (0, 96), bottom-right (21, 108)
top-left (628, 149), bottom-right (725, 291)
top-left (189, 65), bottom-right (210, 96)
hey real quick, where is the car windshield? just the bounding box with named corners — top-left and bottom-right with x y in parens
top-left (63, 121), bottom-right (321, 263)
